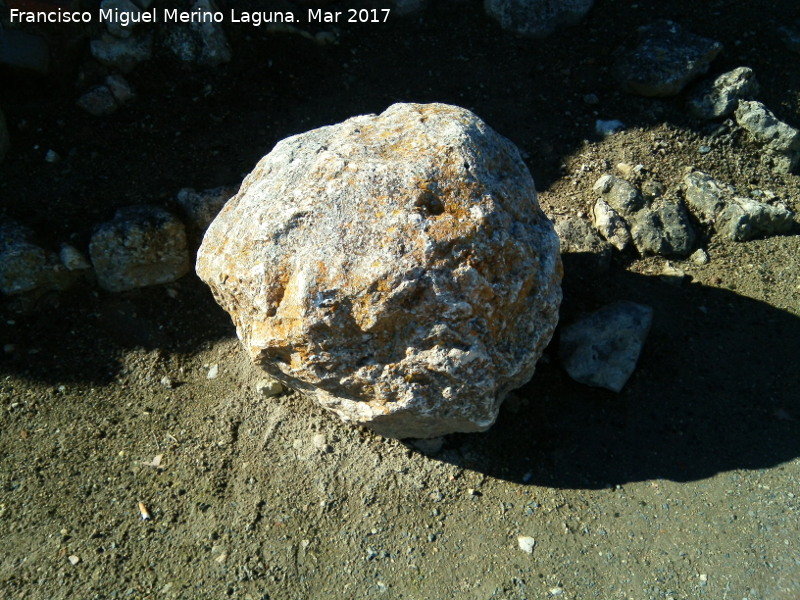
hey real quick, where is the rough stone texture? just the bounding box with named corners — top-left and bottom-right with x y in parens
top-left (90, 205), bottom-right (191, 293)
top-left (0, 29), bottom-right (50, 75)
top-left (101, 0), bottom-right (143, 39)
top-left (165, 0), bottom-right (231, 66)
top-left (0, 219), bottom-right (75, 296)
top-left (77, 86), bottom-right (118, 117)
top-left (177, 186), bottom-right (236, 234)
top-left (196, 102), bottom-right (563, 439)
top-left (0, 107), bottom-right (9, 163)
top-left (559, 301), bottom-right (653, 393)
top-left (90, 32), bottom-right (153, 72)
top-left (734, 100), bottom-right (800, 173)
top-left (591, 199), bottom-right (630, 251)
top-left (485, 0), bottom-right (593, 38)
top-left (614, 21), bottom-right (722, 97)
top-left (554, 215), bottom-right (612, 273)
top-left (592, 174), bottom-right (694, 256)
top-left (687, 67), bottom-right (760, 120)
top-left (683, 171), bottom-right (795, 241)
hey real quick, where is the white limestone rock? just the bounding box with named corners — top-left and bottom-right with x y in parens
top-left (196, 102), bottom-right (563, 439)
top-left (687, 66), bottom-right (759, 120)
top-left (89, 205), bottom-right (191, 293)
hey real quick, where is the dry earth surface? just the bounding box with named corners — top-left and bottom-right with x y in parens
top-left (1, 0), bottom-right (799, 599)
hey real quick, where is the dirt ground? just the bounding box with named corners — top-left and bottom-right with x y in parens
top-left (2, 0), bottom-right (800, 598)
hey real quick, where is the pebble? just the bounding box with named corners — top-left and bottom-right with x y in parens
top-left (690, 248), bottom-right (709, 265)
top-left (160, 375), bottom-right (176, 389)
top-left (312, 433), bottom-right (333, 454)
top-left (595, 119), bottom-right (625, 136)
top-left (45, 149), bottom-right (61, 163)
top-left (517, 536), bottom-right (536, 554)
top-left (583, 93), bottom-right (599, 105)
top-left (207, 364), bottom-right (219, 379)
top-left (255, 377), bottom-right (284, 397)
top-left (68, 555), bottom-right (80, 565)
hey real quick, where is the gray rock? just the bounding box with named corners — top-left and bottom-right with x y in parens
top-left (59, 244), bottom-right (92, 271)
top-left (0, 107), bottom-right (9, 163)
top-left (592, 174), bottom-right (645, 218)
top-left (0, 220), bottom-right (76, 296)
top-left (196, 102), bottom-right (563, 439)
top-left (687, 67), bottom-right (760, 120)
top-left (484, 0), bottom-right (593, 38)
top-left (559, 301), bottom-right (653, 393)
top-left (90, 32), bottom-right (153, 72)
top-left (89, 205), bottom-right (191, 293)
top-left (0, 29), bottom-right (50, 75)
top-left (734, 100), bottom-right (800, 173)
top-left (164, 0), bottom-right (231, 66)
top-left (100, 0), bottom-right (143, 39)
top-left (176, 186), bottom-right (236, 233)
top-left (554, 215), bottom-right (613, 272)
top-left (629, 202), bottom-right (695, 257)
top-left (779, 23), bottom-right (800, 55)
top-left (683, 170), bottom-right (795, 241)
top-left (591, 199), bottom-right (631, 251)
top-left (77, 86), bottom-right (118, 117)
top-left (614, 20), bottom-right (723, 97)
top-left (690, 248), bottom-right (709, 265)
top-left (717, 197), bottom-right (794, 242)
top-left (104, 74), bottom-right (136, 105)
top-left (595, 119), bottom-right (625, 136)
top-left (593, 175), bottom-right (694, 257)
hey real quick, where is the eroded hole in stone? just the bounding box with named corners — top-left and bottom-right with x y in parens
top-left (414, 191), bottom-right (445, 216)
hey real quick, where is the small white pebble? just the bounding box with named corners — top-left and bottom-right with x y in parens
top-left (68, 555), bottom-right (80, 565)
top-left (207, 364), bottom-right (219, 379)
top-left (549, 587), bottom-right (563, 596)
top-left (517, 536), bottom-right (536, 554)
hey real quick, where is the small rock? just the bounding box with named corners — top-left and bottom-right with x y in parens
top-left (660, 262), bottom-right (686, 285)
top-left (207, 364), bottom-right (219, 379)
top-left (517, 536), bottom-right (536, 554)
top-left (614, 20), bottom-right (723, 97)
top-left (629, 201), bottom-right (696, 257)
top-left (59, 244), bottom-right (91, 271)
top-left (687, 66), bottom-right (760, 120)
top-left (176, 186), bottom-right (236, 233)
top-left (164, 0), bottom-right (231, 66)
top-left (77, 86), bottom-right (119, 117)
top-left (0, 29), bottom-right (50, 75)
top-left (683, 171), bottom-right (795, 240)
top-left (549, 587), bottom-right (564, 596)
top-left (734, 100), bottom-right (800, 173)
top-left (595, 119), bottom-right (625, 136)
top-left (559, 301), bottom-right (654, 392)
top-left (89, 205), bottom-right (191, 292)
top-left (160, 375), bottom-right (177, 388)
top-left (312, 433), bottom-right (333, 453)
top-left (255, 377), bottom-right (284, 397)
top-left (410, 437), bottom-right (444, 456)
top-left (45, 149), bottom-right (60, 163)
top-left (583, 93), bottom-right (599, 105)
top-left (0, 219), bottom-right (75, 296)
top-left (690, 248), bottom-right (709, 265)
top-left (554, 215), bottom-right (613, 272)
top-left (68, 555), bottom-right (80, 566)
top-left (104, 74), bottom-right (136, 105)
top-left (90, 32), bottom-right (153, 72)
top-left (484, 0), bottom-right (594, 38)
top-left (593, 174), bottom-right (645, 218)
top-left (592, 198), bottom-right (631, 251)
top-left (100, 0), bottom-right (143, 39)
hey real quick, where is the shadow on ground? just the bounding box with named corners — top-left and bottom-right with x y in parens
top-left (431, 264), bottom-right (800, 488)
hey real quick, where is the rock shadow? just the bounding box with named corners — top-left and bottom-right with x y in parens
top-left (426, 260), bottom-right (800, 488)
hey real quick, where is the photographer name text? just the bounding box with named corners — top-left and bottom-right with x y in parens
top-left (9, 7), bottom-right (391, 27)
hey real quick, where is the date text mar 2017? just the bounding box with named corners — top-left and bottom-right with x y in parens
top-left (307, 8), bottom-right (391, 23)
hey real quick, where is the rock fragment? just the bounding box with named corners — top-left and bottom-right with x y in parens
top-left (256, 377), bottom-right (285, 397)
top-left (164, 0), bottom-right (231, 66)
top-left (77, 75), bottom-right (136, 116)
top-left (89, 205), bottom-right (191, 293)
top-left (592, 175), bottom-right (694, 256)
top-left (687, 67), bottom-right (759, 120)
top-left (554, 215), bottom-right (613, 273)
top-left (484, 0), bottom-right (594, 38)
top-left (683, 171), bottom-right (795, 241)
top-left (176, 186), bottom-right (236, 234)
top-left (559, 301), bottom-right (653, 392)
top-left (196, 102), bottom-right (562, 439)
top-left (90, 32), bottom-right (153, 72)
top-left (734, 100), bottom-right (800, 173)
top-left (614, 21), bottom-right (722, 97)
top-left (0, 220), bottom-right (76, 296)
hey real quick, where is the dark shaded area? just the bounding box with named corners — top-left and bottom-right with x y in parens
top-left (435, 264), bottom-right (800, 487)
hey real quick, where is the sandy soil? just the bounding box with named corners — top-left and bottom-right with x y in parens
top-left (1, 0), bottom-right (799, 598)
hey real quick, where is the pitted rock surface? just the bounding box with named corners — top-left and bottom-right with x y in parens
top-left (197, 102), bottom-right (562, 439)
